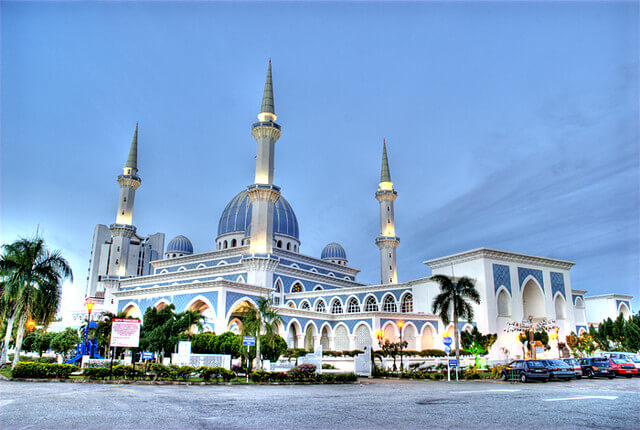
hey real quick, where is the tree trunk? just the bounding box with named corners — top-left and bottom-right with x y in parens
top-left (255, 330), bottom-right (261, 371)
top-left (454, 300), bottom-right (460, 378)
top-left (11, 313), bottom-right (27, 370)
top-left (0, 312), bottom-right (16, 366)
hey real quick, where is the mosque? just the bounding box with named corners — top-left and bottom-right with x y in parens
top-left (84, 62), bottom-right (634, 359)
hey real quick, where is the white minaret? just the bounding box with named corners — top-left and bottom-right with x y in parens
top-left (108, 124), bottom-right (141, 276)
top-left (375, 140), bottom-right (400, 284)
top-left (247, 60), bottom-right (282, 255)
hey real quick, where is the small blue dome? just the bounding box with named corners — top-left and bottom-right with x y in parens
top-left (167, 235), bottom-right (193, 254)
top-left (321, 243), bottom-right (347, 260)
top-left (217, 190), bottom-right (299, 239)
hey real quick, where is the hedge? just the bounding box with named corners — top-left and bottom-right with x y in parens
top-left (11, 362), bottom-right (78, 379)
top-left (251, 370), bottom-right (357, 383)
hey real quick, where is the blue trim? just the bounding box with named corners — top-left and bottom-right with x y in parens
top-left (518, 267), bottom-right (545, 292)
top-left (225, 292), bottom-right (262, 317)
top-left (572, 294), bottom-right (584, 305)
top-left (575, 325), bottom-right (587, 334)
top-left (550, 272), bottom-right (566, 299)
top-left (117, 291), bottom-right (218, 320)
top-left (493, 264), bottom-right (511, 295)
top-left (616, 300), bottom-right (631, 312)
top-left (380, 318), bottom-right (439, 333)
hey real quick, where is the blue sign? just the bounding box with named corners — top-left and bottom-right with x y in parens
top-left (141, 352), bottom-right (153, 360)
top-left (443, 336), bottom-right (453, 346)
top-left (445, 346), bottom-right (451, 355)
top-left (449, 359), bottom-right (458, 367)
top-left (242, 336), bottom-right (255, 346)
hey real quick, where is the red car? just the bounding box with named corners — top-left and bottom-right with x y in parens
top-left (608, 358), bottom-right (638, 378)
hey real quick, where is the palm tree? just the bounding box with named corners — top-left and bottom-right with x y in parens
top-left (431, 275), bottom-right (480, 375)
top-left (240, 297), bottom-right (283, 371)
top-left (0, 237), bottom-right (72, 368)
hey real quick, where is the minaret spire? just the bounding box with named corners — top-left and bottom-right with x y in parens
top-left (380, 139), bottom-right (391, 183)
top-left (375, 139), bottom-right (400, 284)
top-left (125, 122), bottom-right (138, 170)
top-left (260, 59), bottom-right (275, 116)
top-left (248, 60), bottom-right (282, 256)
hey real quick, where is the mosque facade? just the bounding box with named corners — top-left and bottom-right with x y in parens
top-left (85, 63), bottom-right (634, 359)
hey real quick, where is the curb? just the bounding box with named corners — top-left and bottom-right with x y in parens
top-left (5, 378), bottom-right (361, 386)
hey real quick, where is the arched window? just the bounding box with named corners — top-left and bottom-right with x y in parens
top-left (300, 301), bottom-right (310, 311)
top-left (223, 240), bottom-right (228, 249)
top-left (291, 283), bottom-right (303, 293)
top-left (314, 286), bottom-right (323, 291)
top-left (383, 295), bottom-right (397, 313)
top-left (497, 289), bottom-right (510, 317)
top-left (401, 293), bottom-right (413, 313)
top-left (287, 301), bottom-right (296, 309)
top-left (347, 297), bottom-right (360, 313)
top-left (364, 296), bottom-right (378, 312)
top-left (286, 243), bottom-right (291, 251)
top-left (330, 299), bottom-right (343, 314)
top-left (273, 281), bottom-right (282, 305)
top-left (315, 300), bottom-right (326, 313)
top-left (231, 239), bottom-right (237, 247)
top-left (277, 240), bottom-right (282, 248)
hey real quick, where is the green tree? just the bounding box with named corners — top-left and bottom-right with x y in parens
top-left (51, 328), bottom-right (80, 358)
top-left (140, 305), bottom-right (204, 360)
top-left (239, 297), bottom-right (283, 370)
top-left (379, 339), bottom-right (407, 371)
top-left (624, 319), bottom-right (640, 352)
top-left (260, 334), bottom-right (287, 362)
top-left (214, 332), bottom-right (241, 357)
top-left (460, 327), bottom-right (497, 367)
top-left (0, 236), bottom-right (73, 368)
top-left (431, 275), bottom-right (481, 375)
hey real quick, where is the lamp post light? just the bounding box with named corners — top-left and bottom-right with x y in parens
top-left (26, 319), bottom-right (36, 333)
top-left (528, 316), bottom-right (535, 360)
top-left (397, 321), bottom-right (404, 371)
top-left (86, 299), bottom-right (95, 321)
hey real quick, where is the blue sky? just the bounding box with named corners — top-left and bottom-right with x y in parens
top-left (2, 1), bottom-right (638, 312)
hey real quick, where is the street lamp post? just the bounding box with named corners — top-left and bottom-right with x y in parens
top-left (528, 316), bottom-right (535, 360)
top-left (397, 321), bottom-right (404, 371)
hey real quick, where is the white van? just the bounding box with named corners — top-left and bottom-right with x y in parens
top-left (598, 351), bottom-right (640, 371)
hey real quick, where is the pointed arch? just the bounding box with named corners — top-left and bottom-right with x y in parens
top-left (346, 296), bottom-right (361, 313)
top-left (177, 266), bottom-right (187, 272)
top-left (299, 300), bottom-right (311, 311)
top-left (496, 286), bottom-right (511, 317)
top-left (330, 297), bottom-right (344, 314)
top-left (618, 302), bottom-right (632, 319)
top-left (522, 278), bottom-right (546, 319)
top-left (364, 294), bottom-right (379, 312)
top-left (420, 323), bottom-right (436, 349)
top-left (216, 260), bottom-right (228, 266)
top-left (382, 294), bottom-right (397, 313)
top-left (314, 298), bottom-right (327, 313)
top-left (403, 322), bottom-right (418, 350)
top-left (320, 323), bottom-right (331, 350)
top-left (400, 292), bottom-right (413, 313)
top-left (236, 275), bottom-right (245, 284)
top-left (122, 302), bottom-right (143, 319)
top-left (554, 292), bottom-right (567, 320)
top-left (313, 285), bottom-right (323, 291)
top-left (354, 322), bottom-right (373, 350)
top-left (303, 321), bottom-right (318, 350)
top-left (185, 295), bottom-right (216, 321)
top-left (333, 323), bottom-right (350, 351)
top-left (286, 300), bottom-right (296, 309)
top-left (290, 281), bottom-right (304, 293)
top-left (196, 263), bottom-right (207, 269)
top-left (382, 321), bottom-right (399, 343)
top-left (154, 299), bottom-right (171, 310)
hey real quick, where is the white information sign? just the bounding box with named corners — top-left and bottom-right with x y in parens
top-left (354, 346), bottom-right (372, 376)
top-left (110, 318), bottom-right (141, 348)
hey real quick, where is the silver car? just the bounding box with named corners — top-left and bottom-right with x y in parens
top-left (561, 358), bottom-right (583, 378)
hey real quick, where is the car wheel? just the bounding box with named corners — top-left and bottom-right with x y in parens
top-left (564, 378), bottom-right (571, 381)
top-left (501, 372), bottom-right (508, 381)
top-left (577, 375), bottom-right (582, 379)
top-left (608, 375), bottom-right (615, 379)
top-left (520, 373), bottom-right (527, 383)
top-left (587, 369), bottom-right (594, 379)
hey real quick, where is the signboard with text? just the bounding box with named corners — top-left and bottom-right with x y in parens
top-left (443, 337), bottom-right (453, 347)
top-left (243, 336), bottom-right (255, 346)
top-left (110, 318), bottom-right (141, 348)
top-left (449, 359), bottom-right (458, 367)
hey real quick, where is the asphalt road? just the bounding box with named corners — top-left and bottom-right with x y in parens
top-left (1, 377), bottom-right (639, 429)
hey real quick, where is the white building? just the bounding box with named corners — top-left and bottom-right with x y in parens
top-left (83, 62), bottom-right (634, 359)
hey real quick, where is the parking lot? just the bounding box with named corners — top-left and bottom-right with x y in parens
top-left (1, 377), bottom-right (638, 429)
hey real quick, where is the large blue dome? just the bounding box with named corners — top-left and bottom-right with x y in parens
top-left (217, 190), bottom-right (299, 239)
top-left (167, 235), bottom-right (193, 254)
top-left (321, 243), bottom-right (347, 260)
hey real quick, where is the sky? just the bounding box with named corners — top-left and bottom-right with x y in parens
top-left (1, 1), bottom-right (639, 314)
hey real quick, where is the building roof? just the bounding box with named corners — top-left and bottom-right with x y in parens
top-left (166, 235), bottom-right (193, 254)
top-left (321, 243), bottom-right (347, 260)
top-left (424, 247), bottom-right (576, 270)
top-left (217, 190), bottom-right (299, 240)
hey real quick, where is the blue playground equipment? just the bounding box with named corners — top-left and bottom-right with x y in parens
top-left (65, 320), bottom-right (103, 364)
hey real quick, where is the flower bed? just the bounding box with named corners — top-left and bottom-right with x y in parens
top-left (250, 364), bottom-right (357, 383)
top-left (11, 362), bottom-right (78, 379)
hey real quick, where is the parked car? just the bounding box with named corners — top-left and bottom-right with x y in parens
top-left (579, 357), bottom-right (614, 379)
top-left (599, 352), bottom-right (640, 373)
top-left (501, 360), bottom-right (550, 383)
top-left (560, 358), bottom-right (583, 379)
top-left (540, 359), bottom-right (575, 381)
top-left (607, 358), bottom-right (638, 378)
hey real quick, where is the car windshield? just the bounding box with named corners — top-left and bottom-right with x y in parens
top-left (611, 358), bottom-right (631, 364)
top-left (593, 358), bottom-right (608, 364)
top-left (528, 361), bottom-right (544, 368)
top-left (553, 360), bottom-right (570, 367)
top-left (628, 355), bottom-right (640, 363)
top-left (563, 359), bottom-right (577, 365)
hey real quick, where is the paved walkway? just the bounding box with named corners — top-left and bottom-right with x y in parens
top-left (1, 378), bottom-right (638, 429)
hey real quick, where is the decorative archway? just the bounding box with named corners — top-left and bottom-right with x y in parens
top-left (122, 302), bottom-right (142, 319)
top-left (334, 324), bottom-right (350, 351)
top-left (522, 278), bottom-right (545, 319)
top-left (403, 323), bottom-right (418, 350)
top-left (304, 322), bottom-right (317, 351)
top-left (320, 324), bottom-right (331, 350)
top-left (354, 323), bottom-right (372, 350)
top-left (554, 294), bottom-right (567, 320)
top-left (382, 322), bottom-right (399, 343)
top-left (226, 299), bottom-right (257, 333)
top-left (287, 320), bottom-right (302, 348)
top-left (421, 324), bottom-right (436, 349)
top-left (497, 288), bottom-right (511, 317)
top-left (618, 303), bottom-right (632, 319)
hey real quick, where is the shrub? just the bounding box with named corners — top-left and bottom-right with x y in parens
top-left (419, 349), bottom-right (446, 357)
top-left (175, 366), bottom-right (196, 382)
top-left (464, 371), bottom-right (481, 380)
top-left (83, 367), bottom-right (111, 380)
top-left (490, 365), bottom-right (504, 379)
top-left (11, 362), bottom-right (77, 379)
top-left (150, 363), bottom-right (173, 380)
top-left (251, 370), bottom-right (270, 383)
top-left (216, 367), bottom-right (235, 382)
top-left (111, 365), bottom-right (126, 378)
top-left (322, 351), bottom-right (343, 357)
top-left (322, 363), bottom-right (337, 369)
top-left (342, 350), bottom-right (364, 357)
top-left (334, 373), bottom-right (358, 383)
top-left (197, 366), bottom-right (216, 382)
top-left (287, 363), bottom-right (316, 380)
top-left (431, 372), bottom-right (444, 380)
